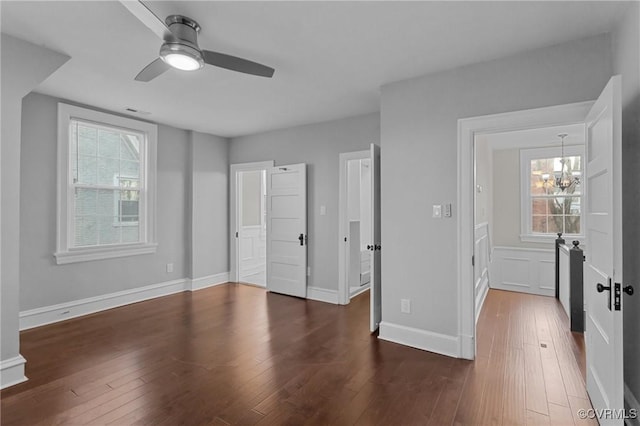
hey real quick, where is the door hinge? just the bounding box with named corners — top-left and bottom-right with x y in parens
top-left (472, 255), bottom-right (475, 266)
top-left (235, 231), bottom-right (238, 238)
top-left (344, 237), bottom-right (347, 242)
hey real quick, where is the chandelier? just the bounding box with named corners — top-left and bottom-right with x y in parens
top-left (542, 133), bottom-right (580, 192)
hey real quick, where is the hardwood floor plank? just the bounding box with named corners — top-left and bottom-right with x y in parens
top-left (1, 287), bottom-right (592, 426)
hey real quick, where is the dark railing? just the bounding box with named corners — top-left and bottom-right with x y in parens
top-left (555, 232), bottom-right (565, 299)
top-left (569, 241), bottom-right (585, 332)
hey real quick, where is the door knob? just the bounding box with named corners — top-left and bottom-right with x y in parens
top-left (623, 285), bottom-right (634, 296)
top-left (298, 233), bottom-right (304, 246)
top-left (597, 283), bottom-right (611, 293)
top-left (367, 245), bottom-right (373, 250)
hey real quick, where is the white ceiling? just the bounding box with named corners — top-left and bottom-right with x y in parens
top-left (0, 1), bottom-right (628, 138)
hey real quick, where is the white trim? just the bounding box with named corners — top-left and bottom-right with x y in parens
top-left (56, 103), bottom-right (158, 264)
top-left (338, 150), bottom-right (370, 305)
top-left (625, 383), bottom-right (640, 426)
top-left (349, 285), bottom-right (370, 299)
top-left (230, 161), bottom-right (274, 283)
top-left (188, 272), bottom-right (230, 291)
top-left (307, 286), bottom-right (339, 304)
top-left (519, 144), bottom-right (585, 241)
top-left (458, 100), bottom-right (594, 361)
top-left (0, 355), bottom-right (28, 389)
top-left (492, 245), bottom-right (554, 254)
top-left (54, 242), bottom-right (157, 264)
top-left (379, 321), bottom-right (460, 358)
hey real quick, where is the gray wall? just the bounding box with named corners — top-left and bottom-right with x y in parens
top-left (190, 131), bottom-right (229, 279)
top-left (1, 35), bottom-right (68, 373)
top-left (612, 1), bottom-right (640, 405)
top-left (380, 34), bottom-right (612, 337)
top-left (229, 112), bottom-right (380, 290)
top-left (19, 93), bottom-right (229, 311)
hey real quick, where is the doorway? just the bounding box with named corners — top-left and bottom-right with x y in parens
top-left (237, 169), bottom-right (267, 287)
top-left (230, 161), bottom-right (274, 285)
top-left (338, 144), bottom-right (382, 332)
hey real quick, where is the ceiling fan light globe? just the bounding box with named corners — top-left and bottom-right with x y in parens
top-left (159, 43), bottom-right (204, 71)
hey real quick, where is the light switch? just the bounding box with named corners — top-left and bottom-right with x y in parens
top-left (444, 203), bottom-right (452, 218)
top-left (432, 205), bottom-right (442, 218)
top-left (320, 205), bottom-right (326, 216)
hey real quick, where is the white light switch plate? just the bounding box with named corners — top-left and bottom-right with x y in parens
top-left (433, 205), bottom-right (442, 218)
top-left (320, 205), bottom-right (326, 215)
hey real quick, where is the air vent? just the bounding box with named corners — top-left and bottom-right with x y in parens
top-left (125, 108), bottom-right (151, 116)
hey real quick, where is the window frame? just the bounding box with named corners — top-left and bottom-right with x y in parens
top-left (519, 145), bottom-right (585, 243)
top-left (55, 103), bottom-right (158, 264)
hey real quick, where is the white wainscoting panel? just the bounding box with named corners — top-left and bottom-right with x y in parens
top-left (558, 244), bottom-right (571, 318)
top-left (474, 223), bottom-right (491, 322)
top-left (490, 246), bottom-right (555, 297)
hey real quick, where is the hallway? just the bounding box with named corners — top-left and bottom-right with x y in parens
top-left (0, 286), bottom-right (593, 425)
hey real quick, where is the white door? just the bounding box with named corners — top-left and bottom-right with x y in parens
top-left (370, 144), bottom-right (381, 332)
top-left (584, 75), bottom-right (624, 425)
top-left (238, 171), bottom-right (266, 287)
top-left (266, 164), bottom-right (307, 298)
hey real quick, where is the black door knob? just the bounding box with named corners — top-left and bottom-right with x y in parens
top-left (597, 283), bottom-right (611, 293)
top-left (623, 285), bottom-right (634, 296)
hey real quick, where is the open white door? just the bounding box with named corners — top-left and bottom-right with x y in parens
top-left (370, 144), bottom-right (381, 332)
top-left (584, 75), bottom-right (625, 425)
top-left (266, 164), bottom-right (307, 298)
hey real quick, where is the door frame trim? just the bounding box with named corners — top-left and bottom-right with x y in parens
top-left (457, 101), bottom-right (594, 360)
top-left (230, 161), bottom-right (274, 283)
top-left (338, 150), bottom-right (371, 305)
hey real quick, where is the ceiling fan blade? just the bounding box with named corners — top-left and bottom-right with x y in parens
top-left (120, 0), bottom-right (174, 41)
top-left (202, 50), bottom-right (275, 78)
top-left (135, 58), bottom-right (171, 82)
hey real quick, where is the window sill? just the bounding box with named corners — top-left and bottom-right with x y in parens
top-left (54, 243), bottom-right (157, 265)
top-left (520, 234), bottom-right (584, 244)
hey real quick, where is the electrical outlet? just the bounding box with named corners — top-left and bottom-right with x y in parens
top-left (401, 299), bottom-right (411, 313)
top-left (166, 263), bottom-right (174, 273)
top-left (432, 205), bottom-right (442, 218)
top-left (320, 205), bottom-right (326, 216)
top-left (444, 203), bottom-right (452, 218)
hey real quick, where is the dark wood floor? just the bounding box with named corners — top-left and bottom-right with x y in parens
top-left (1, 286), bottom-right (593, 425)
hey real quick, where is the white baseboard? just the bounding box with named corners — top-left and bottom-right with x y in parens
top-left (625, 383), bottom-right (640, 426)
top-left (307, 286), bottom-right (339, 304)
top-left (188, 272), bottom-right (230, 291)
top-left (0, 355), bottom-right (28, 389)
top-left (379, 321), bottom-right (460, 358)
top-left (19, 272), bottom-right (230, 331)
top-left (475, 276), bottom-right (490, 324)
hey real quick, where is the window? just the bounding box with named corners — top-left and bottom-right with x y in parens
top-left (520, 146), bottom-right (584, 242)
top-left (55, 103), bottom-right (157, 264)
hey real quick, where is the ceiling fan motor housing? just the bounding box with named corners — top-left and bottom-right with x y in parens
top-left (159, 15), bottom-right (205, 69)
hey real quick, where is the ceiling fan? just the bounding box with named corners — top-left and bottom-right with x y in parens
top-left (120, 0), bottom-right (275, 82)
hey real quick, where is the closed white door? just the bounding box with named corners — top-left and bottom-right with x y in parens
top-left (266, 164), bottom-right (307, 298)
top-left (370, 144), bottom-right (381, 332)
top-left (584, 75), bottom-right (624, 425)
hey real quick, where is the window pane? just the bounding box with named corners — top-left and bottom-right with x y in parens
top-left (531, 198), bottom-right (547, 216)
top-left (75, 216), bottom-right (97, 247)
top-left (120, 135), bottom-right (140, 161)
top-left (97, 157), bottom-right (120, 185)
top-left (78, 125), bottom-right (97, 156)
top-left (119, 189), bottom-right (139, 223)
top-left (75, 188), bottom-right (97, 216)
top-left (532, 215), bottom-right (547, 233)
top-left (98, 129), bottom-right (120, 158)
top-left (96, 189), bottom-right (115, 216)
top-left (547, 216), bottom-right (563, 233)
top-left (121, 225), bottom-right (139, 243)
top-left (120, 160), bottom-right (140, 180)
top-left (565, 216), bottom-right (581, 234)
top-left (77, 155), bottom-right (97, 185)
top-left (97, 216), bottom-right (120, 244)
